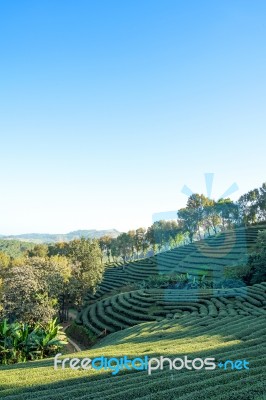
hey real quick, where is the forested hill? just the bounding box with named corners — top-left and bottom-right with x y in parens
top-left (0, 229), bottom-right (120, 244)
top-left (0, 240), bottom-right (35, 258)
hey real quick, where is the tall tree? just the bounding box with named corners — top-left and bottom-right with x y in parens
top-left (202, 199), bottom-right (221, 235)
top-left (110, 238), bottom-right (120, 262)
top-left (2, 261), bottom-right (55, 324)
top-left (127, 230), bottom-right (136, 259)
top-left (185, 194), bottom-right (210, 238)
top-left (216, 198), bottom-right (239, 229)
top-left (177, 208), bottom-right (198, 243)
top-left (116, 233), bottom-right (132, 262)
top-left (98, 235), bottom-right (113, 263)
top-left (238, 189), bottom-right (260, 225)
top-left (68, 238), bottom-right (104, 307)
top-left (135, 228), bottom-right (146, 256)
top-left (257, 183), bottom-right (266, 221)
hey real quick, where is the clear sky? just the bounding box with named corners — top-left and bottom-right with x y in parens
top-left (0, 0), bottom-right (265, 234)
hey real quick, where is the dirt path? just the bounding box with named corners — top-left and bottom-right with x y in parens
top-left (62, 323), bottom-right (82, 353)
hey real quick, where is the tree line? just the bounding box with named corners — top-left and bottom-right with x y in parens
top-left (98, 182), bottom-right (266, 260)
top-left (178, 182), bottom-right (266, 243)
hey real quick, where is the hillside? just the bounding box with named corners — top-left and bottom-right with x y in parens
top-left (85, 225), bottom-right (266, 302)
top-left (79, 283), bottom-right (266, 335)
top-left (1, 225), bottom-right (265, 399)
top-left (0, 229), bottom-right (120, 244)
top-left (1, 309), bottom-right (265, 399)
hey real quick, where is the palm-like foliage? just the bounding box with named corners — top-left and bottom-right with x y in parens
top-left (0, 319), bottom-right (67, 364)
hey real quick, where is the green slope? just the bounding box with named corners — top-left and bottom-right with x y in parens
top-left (1, 311), bottom-right (265, 399)
top-left (86, 225), bottom-right (266, 301)
top-left (79, 282), bottom-right (266, 335)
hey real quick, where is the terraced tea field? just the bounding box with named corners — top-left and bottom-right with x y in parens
top-left (79, 283), bottom-right (266, 335)
top-left (1, 225), bottom-right (265, 399)
top-left (85, 225), bottom-right (266, 301)
top-left (1, 312), bottom-right (265, 399)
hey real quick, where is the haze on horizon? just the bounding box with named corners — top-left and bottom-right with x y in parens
top-left (0, 1), bottom-right (265, 235)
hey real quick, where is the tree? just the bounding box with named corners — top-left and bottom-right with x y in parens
top-left (0, 252), bottom-right (10, 276)
top-left (202, 200), bottom-right (220, 235)
top-left (169, 232), bottom-right (186, 248)
top-left (146, 222), bottom-right (165, 251)
top-left (145, 221), bottom-right (181, 252)
top-left (43, 255), bottom-right (72, 322)
top-left (116, 233), bottom-right (132, 262)
top-left (2, 263), bottom-right (55, 324)
top-left (127, 230), bottom-right (136, 259)
top-left (186, 194), bottom-right (211, 238)
top-left (67, 238), bottom-right (104, 307)
top-left (98, 235), bottom-right (113, 263)
top-left (48, 242), bottom-right (69, 257)
top-left (237, 186), bottom-right (265, 225)
top-left (163, 221), bottom-right (182, 247)
top-left (135, 228), bottom-right (146, 257)
top-left (177, 208), bottom-right (199, 243)
top-left (110, 238), bottom-right (120, 262)
top-left (257, 183), bottom-right (266, 221)
top-left (146, 225), bottom-right (157, 253)
top-left (27, 244), bottom-right (49, 258)
top-left (245, 230), bottom-right (266, 284)
top-left (216, 198), bottom-right (239, 229)
top-left (2, 255), bottom-right (73, 324)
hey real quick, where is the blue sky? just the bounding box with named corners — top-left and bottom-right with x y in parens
top-left (0, 0), bottom-right (265, 234)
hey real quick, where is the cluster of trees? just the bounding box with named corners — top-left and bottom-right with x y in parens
top-left (98, 221), bottom-right (184, 263)
top-left (0, 238), bottom-right (104, 325)
top-left (0, 240), bottom-right (35, 258)
top-left (178, 183), bottom-right (266, 243)
top-left (177, 195), bottom-right (238, 243)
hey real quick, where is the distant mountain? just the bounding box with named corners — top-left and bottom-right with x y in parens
top-left (0, 229), bottom-right (120, 244)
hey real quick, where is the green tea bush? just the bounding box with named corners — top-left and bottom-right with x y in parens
top-left (132, 273), bottom-right (213, 290)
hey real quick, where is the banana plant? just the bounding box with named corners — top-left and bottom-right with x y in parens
top-left (0, 318), bottom-right (67, 364)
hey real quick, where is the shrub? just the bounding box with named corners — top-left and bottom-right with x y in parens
top-left (223, 264), bottom-right (251, 280)
top-left (132, 273), bottom-right (213, 290)
top-left (66, 322), bottom-right (96, 348)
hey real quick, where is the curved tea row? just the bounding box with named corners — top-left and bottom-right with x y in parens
top-left (79, 282), bottom-right (266, 335)
top-left (85, 225), bottom-right (266, 302)
top-left (2, 313), bottom-right (265, 400)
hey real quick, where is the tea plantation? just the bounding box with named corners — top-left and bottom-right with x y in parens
top-left (1, 225), bottom-right (266, 399)
top-left (79, 283), bottom-right (266, 335)
top-left (0, 314), bottom-right (265, 399)
top-left (85, 225), bottom-right (266, 301)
